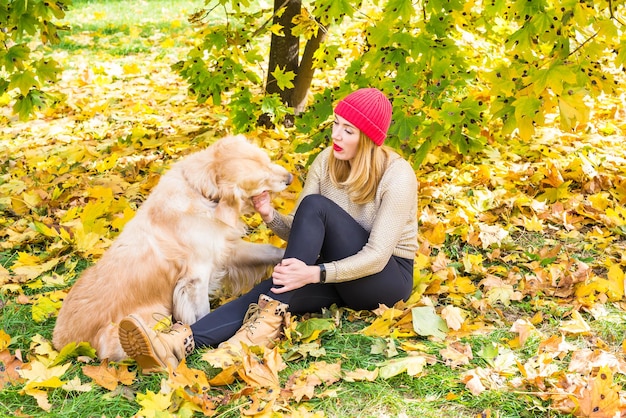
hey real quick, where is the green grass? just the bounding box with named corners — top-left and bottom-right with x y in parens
top-left (52, 0), bottom-right (206, 56)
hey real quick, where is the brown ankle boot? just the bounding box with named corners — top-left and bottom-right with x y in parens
top-left (220, 294), bottom-right (289, 351)
top-left (118, 314), bottom-right (194, 374)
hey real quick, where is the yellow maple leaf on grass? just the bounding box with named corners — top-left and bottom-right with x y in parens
top-left (9, 252), bottom-right (62, 282)
top-left (82, 363), bottom-right (136, 391)
top-left (238, 346), bottom-right (285, 389)
top-left (342, 368), bottom-right (379, 382)
top-left (479, 275), bottom-right (523, 306)
top-left (284, 361), bottom-right (342, 402)
top-left (0, 330), bottom-right (10, 351)
top-left (31, 290), bottom-right (65, 323)
top-left (576, 365), bottom-right (625, 418)
top-left (377, 352), bottom-right (436, 379)
top-left (137, 390), bottom-right (172, 417)
top-left (361, 305), bottom-right (405, 337)
top-left (559, 310), bottom-right (591, 335)
top-left (166, 360), bottom-right (210, 393)
top-left (508, 318), bottom-right (541, 348)
top-left (19, 361), bottom-right (71, 411)
top-left (477, 223), bottom-right (509, 249)
top-left (440, 341), bottom-right (473, 368)
top-left (441, 305), bottom-right (466, 331)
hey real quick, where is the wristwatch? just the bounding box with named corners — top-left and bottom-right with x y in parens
top-left (318, 264), bottom-right (326, 284)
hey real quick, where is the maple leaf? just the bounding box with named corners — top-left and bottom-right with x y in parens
top-left (82, 363), bottom-right (136, 391)
top-left (136, 390), bottom-right (172, 417)
top-left (479, 275), bottom-right (523, 306)
top-left (576, 366), bottom-right (624, 418)
top-left (270, 65), bottom-right (295, 91)
top-left (421, 221), bottom-right (447, 245)
top-left (440, 342), bottom-right (473, 368)
top-left (284, 361), bottom-right (341, 402)
top-left (568, 350), bottom-right (626, 375)
top-left (559, 310), bottom-right (591, 335)
top-left (461, 368), bottom-right (488, 396)
top-left (361, 305), bottom-right (404, 337)
top-left (441, 305), bottom-right (466, 331)
top-left (10, 70), bottom-right (39, 95)
top-left (538, 181), bottom-right (575, 203)
top-left (239, 386), bottom-right (279, 416)
top-left (31, 291), bottom-right (64, 323)
top-left (52, 341), bottom-right (97, 366)
top-left (411, 306), bottom-right (449, 339)
top-left (9, 252), bottom-right (62, 282)
top-left (238, 346), bottom-right (285, 389)
top-left (294, 317), bottom-right (336, 343)
top-left (61, 377), bottom-right (93, 393)
top-left (166, 360), bottom-right (210, 393)
top-left (370, 338), bottom-right (399, 358)
top-left (0, 330), bottom-right (10, 351)
top-left (605, 264), bottom-right (625, 301)
top-left (19, 360), bottom-right (71, 410)
top-left (0, 350), bottom-right (25, 389)
top-left (509, 319), bottom-right (540, 348)
top-left (478, 223), bottom-right (509, 249)
top-left (342, 368), bottom-right (378, 382)
top-left (377, 352), bottom-right (436, 379)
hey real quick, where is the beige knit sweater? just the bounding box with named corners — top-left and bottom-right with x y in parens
top-left (266, 146), bottom-right (418, 284)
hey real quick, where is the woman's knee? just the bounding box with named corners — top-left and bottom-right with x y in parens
top-left (298, 194), bottom-right (333, 215)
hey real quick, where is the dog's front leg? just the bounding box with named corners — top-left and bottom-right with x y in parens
top-left (231, 241), bottom-right (285, 266)
top-left (172, 275), bottom-right (211, 324)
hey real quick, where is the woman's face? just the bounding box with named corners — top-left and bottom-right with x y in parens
top-left (331, 114), bottom-right (361, 161)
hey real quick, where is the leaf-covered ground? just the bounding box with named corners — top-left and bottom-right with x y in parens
top-left (1, 1), bottom-right (626, 417)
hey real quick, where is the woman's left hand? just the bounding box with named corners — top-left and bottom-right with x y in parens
top-left (271, 258), bottom-right (319, 294)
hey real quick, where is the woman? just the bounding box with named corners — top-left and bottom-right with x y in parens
top-left (118, 87), bottom-right (419, 373)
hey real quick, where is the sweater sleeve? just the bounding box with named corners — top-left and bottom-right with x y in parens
top-left (323, 158), bottom-right (418, 283)
top-left (265, 148), bottom-right (327, 240)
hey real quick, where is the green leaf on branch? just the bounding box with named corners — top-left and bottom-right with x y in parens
top-left (10, 70), bottom-right (39, 95)
top-left (270, 66), bottom-right (295, 91)
top-left (384, 0), bottom-right (416, 22)
top-left (12, 90), bottom-right (48, 120)
top-left (513, 96), bottom-right (542, 140)
top-left (4, 44), bottom-right (31, 72)
top-left (35, 59), bottom-right (62, 84)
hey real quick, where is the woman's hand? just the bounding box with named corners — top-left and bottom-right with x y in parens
top-left (251, 191), bottom-right (274, 223)
top-left (271, 258), bottom-right (320, 294)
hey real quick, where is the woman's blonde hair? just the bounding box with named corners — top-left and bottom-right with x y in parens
top-left (328, 133), bottom-right (390, 204)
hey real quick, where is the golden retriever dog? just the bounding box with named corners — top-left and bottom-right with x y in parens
top-left (52, 135), bottom-right (293, 361)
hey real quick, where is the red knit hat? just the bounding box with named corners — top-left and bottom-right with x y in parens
top-left (334, 88), bottom-right (392, 146)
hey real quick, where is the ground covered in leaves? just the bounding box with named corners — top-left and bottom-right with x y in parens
top-left (2, 1), bottom-right (626, 417)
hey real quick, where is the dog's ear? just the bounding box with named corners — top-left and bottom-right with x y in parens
top-left (214, 184), bottom-right (243, 228)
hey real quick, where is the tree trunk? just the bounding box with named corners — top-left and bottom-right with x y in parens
top-left (292, 23), bottom-right (328, 114)
top-left (265, 0), bottom-right (301, 106)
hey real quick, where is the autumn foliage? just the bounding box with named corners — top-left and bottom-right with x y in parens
top-left (1, 0), bottom-right (626, 417)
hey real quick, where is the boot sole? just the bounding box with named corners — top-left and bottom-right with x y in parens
top-left (118, 315), bottom-right (166, 374)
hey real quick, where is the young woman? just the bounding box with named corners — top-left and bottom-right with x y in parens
top-left (118, 87), bottom-right (419, 373)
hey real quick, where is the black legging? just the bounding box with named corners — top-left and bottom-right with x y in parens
top-left (191, 194), bottom-right (414, 347)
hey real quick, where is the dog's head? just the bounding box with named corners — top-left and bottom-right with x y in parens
top-left (183, 135), bottom-right (293, 227)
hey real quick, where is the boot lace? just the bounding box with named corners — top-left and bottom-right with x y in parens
top-left (151, 313), bottom-right (178, 334)
top-left (241, 303), bottom-right (264, 332)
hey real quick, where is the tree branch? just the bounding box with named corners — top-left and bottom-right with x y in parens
top-left (608, 0), bottom-right (626, 26)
